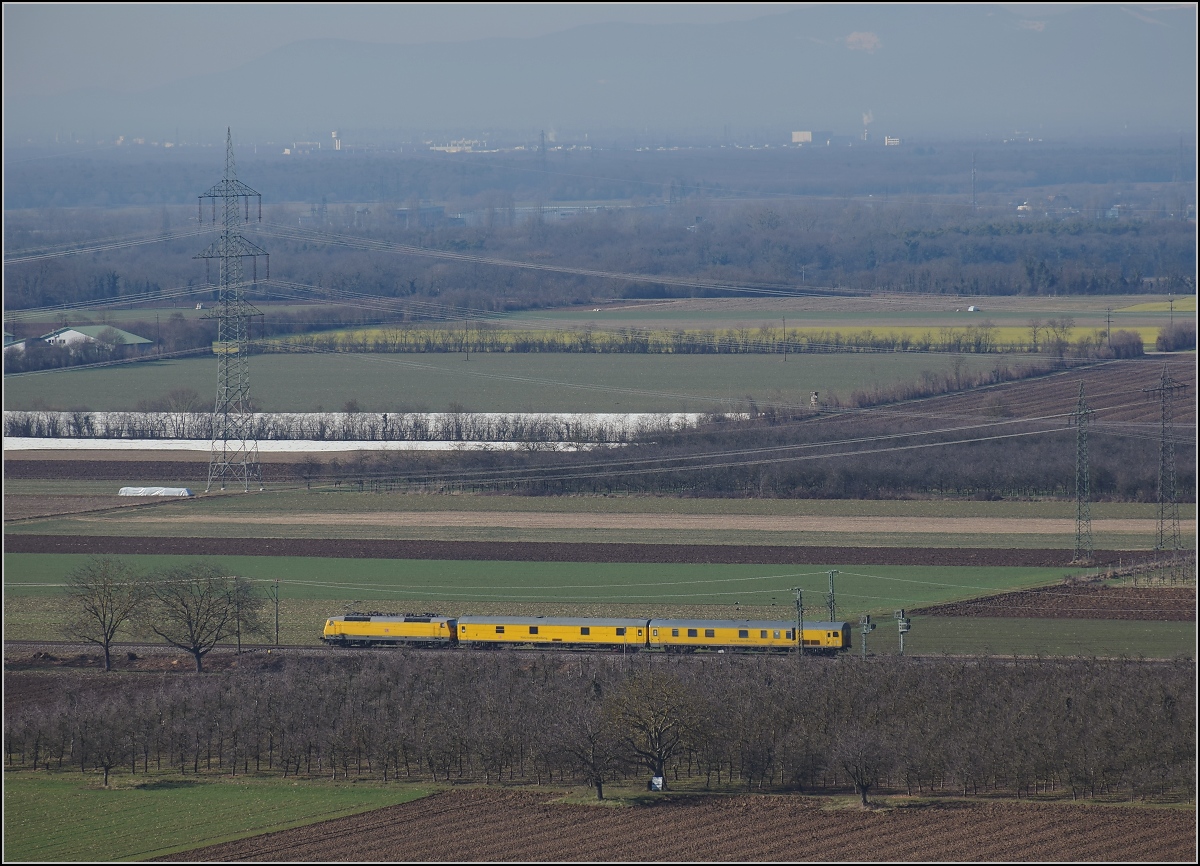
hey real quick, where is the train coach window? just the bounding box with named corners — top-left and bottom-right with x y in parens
top-left (652, 629), bottom-right (658, 637)
top-left (704, 629), bottom-right (715, 638)
top-left (672, 628), bottom-right (679, 637)
top-left (580, 626), bottom-right (590, 635)
top-left (616, 627), bottom-right (626, 636)
top-left (760, 630), bottom-right (767, 639)
top-left (496, 626), bottom-right (505, 634)
top-left (687, 628), bottom-right (698, 638)
top-left (461, 625), bottom-right (466, 632)
top-left (786, 630), bottom-right (794, 640)
top-left (529, 626), bottom-right (539, 635)
top-left (773, 630), bottom-right (780, 639)
top-left (738, 629), bottom-right (749, 639)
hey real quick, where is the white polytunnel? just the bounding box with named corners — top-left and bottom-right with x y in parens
top-left (118, 487), bottom-right (194, 496)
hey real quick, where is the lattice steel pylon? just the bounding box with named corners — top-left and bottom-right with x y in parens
top-left (195, 128), bottom-right (268, 492)
top-left (1072, 382), bottom-right (1093, 563)
top-left (1144, 367), bottom-right (1184, 552)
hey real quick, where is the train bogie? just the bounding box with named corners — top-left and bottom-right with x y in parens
top-left (323, 614), bottom-right (457, 647)
top-left (457, 616), bottom-right (649, 649)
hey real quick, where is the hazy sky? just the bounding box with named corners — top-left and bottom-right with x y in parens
top-left (4, 3), bottom-right (1192, 142)
top-left (3, 3), bottom-right (808, 100)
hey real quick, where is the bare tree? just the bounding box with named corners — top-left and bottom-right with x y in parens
top-left (141, 562), bottom-right (263, 672)
top-left (560, 677), bottom-right (626, 800)
top-left (62, 557), bottom-right (147, 672)
top-left (834, 726), bottom-right (896, 807)
top-left (605, 670), bottom-right (697, 787)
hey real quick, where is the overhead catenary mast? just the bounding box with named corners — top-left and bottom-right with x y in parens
top-left (194, 128), bottom-right (268, 492)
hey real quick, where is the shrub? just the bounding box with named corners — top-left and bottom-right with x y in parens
top-left (1156, 322), bottom-right (1197, 352)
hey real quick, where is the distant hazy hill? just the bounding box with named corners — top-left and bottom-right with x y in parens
top-left (7, 4), bottom-right (1195, 143)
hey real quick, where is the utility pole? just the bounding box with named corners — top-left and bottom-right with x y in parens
top-left (793, 587), bottom-right (804, 657)
top-left (1105, 308), bottom-right (1112, 348)
top-left (1072, 382), bottom-right (1094, 564)
top-left (195, 128), bottom-right (267, 492)
top-left (894, 609), bottom-right (911, 656)
top-left (271, 579), bottom-right (280, 646)
top-left (859, 614), bottom-right (876, 658)
top-left (971, 151), bottom-right (977, 213)
top-left (538, 129), bottom-right (548, 223)
top-left (826, 570), bottom-right (838, 622)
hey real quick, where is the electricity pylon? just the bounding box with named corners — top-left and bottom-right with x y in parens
top-left (1072, 383), bottom-right (1093, 564)
top-left (195, 128), bottom-right (268, 492)
top-left (1144, 368), bottom-right (1184, 552)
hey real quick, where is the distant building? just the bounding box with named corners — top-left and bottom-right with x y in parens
top-left (394, 205), bottom-right (447, 228)
top-left (8, 325), bottom-right (153, 354)
top-left (884, 136), bottom-right (901, 146)
top-left (429, 139), bottom-right (485, 153)
top-left (792, 131), bottom-right (834, 146)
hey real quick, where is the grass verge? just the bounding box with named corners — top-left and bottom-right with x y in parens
top-left (2, 771), bottom-right (430, 862)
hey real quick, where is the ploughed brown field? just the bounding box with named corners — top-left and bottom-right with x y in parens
top-left (0, 532), bottom-right (1163, 569)
top-left (158, 788), bottom-right (1197, 863)
top-left (863, 354), bottom-right (1195, 427)
top-left (913, 584), bottom-right (1196, 621)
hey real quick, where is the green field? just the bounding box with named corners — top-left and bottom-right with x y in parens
top-left (1, 552), bottom-right (1093, 638)
top-left (2, 772), bottom-right (429, 862)
top-left (1, 351), bottom-right (1025, 413)
top-left (525, 294), bottom-right (1185, 336)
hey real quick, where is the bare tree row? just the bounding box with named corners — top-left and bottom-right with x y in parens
top-left (61, 558), bottom-right (265, 673)
top-left (5, 651), bottom-right (1194, 803)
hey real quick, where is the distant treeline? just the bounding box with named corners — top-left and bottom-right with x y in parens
top-left (2, 407), bottom-right (693, 445)
top-left (275, 323), bottom-right (1155, 357)
top-left (4, 144), bottom-right (1194, 317)
top-left (6, 313), bottom-right (1174, 376)
top-left (3, 141), bottom-right (1191, 209)
top-left (264, 408), bottom-right (1189, 502)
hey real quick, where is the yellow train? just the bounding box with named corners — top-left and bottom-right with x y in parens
top-left (323, 613), bottom-right (851, 654)
top-left (648, 619), bottom-right (850, 652)
top-left (322, 613), bottom-right (457, 647)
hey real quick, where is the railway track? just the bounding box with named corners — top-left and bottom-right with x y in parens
top-left (5, 639), bottom-right (1190, 666)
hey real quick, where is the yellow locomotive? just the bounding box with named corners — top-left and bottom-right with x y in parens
top-left (322, 613), bottom-right (457, 646)
top-left (324, 612), bottom-right (851, 654)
